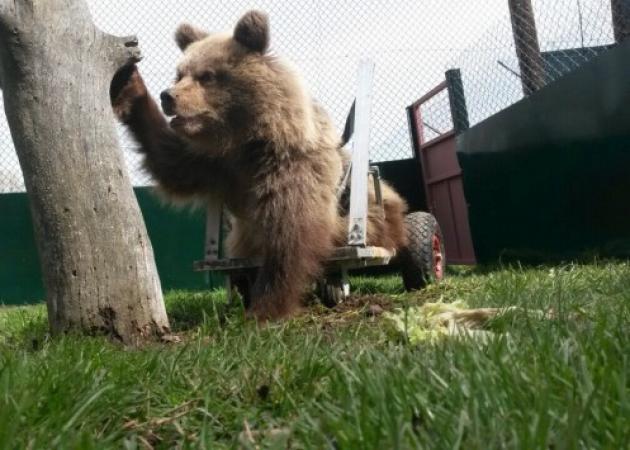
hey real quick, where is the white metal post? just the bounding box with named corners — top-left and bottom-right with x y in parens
top-left (204, 198), bottom-right (223, 262)
top-left (347, 59), bottom-right (375, 246)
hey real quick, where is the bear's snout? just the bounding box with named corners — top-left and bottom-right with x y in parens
top-left (160, 90), bottom-right (175, 116)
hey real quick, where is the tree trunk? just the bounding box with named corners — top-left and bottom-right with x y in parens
top-left (508, 0), bottom-right (546, 96)
top-left (0, 0), bottom-right (170, 344)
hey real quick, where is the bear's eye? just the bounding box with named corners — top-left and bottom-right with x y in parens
top-left (197, 71), bottom-right (216, 83)
top-left (174, 72), bottom-right (183, 83)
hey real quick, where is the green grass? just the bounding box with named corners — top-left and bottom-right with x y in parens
top-left (1, 262), bottom-right (629, 449)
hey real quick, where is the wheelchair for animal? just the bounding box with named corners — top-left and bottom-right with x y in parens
top-left (194, 60), bottom-right (445, 306)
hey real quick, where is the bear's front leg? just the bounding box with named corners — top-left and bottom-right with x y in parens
top-left (110, 64), bottom-right (223, 199)
top-left (248, 253), bottom-right (304, 321)
top-left (247, 193), bottom-right (337, 321)
top-left (110, 64), bottom-right (174, 152)
top-left (110, 64), bottom-right (149, 122)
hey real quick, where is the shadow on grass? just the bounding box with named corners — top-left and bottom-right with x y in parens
top-left (164, 289), bottom-right (245, 332)
top-left (349, 275), bottom-right (405, 296)
top-left (0, 304), bottom-right (49, 350)
top-left (1, 291), bottom-right (242, 348)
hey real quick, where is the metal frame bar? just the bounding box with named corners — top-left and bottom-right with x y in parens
top-left (194, 245), bottom-right (394, 272)
top-left (204, 197), bottom-right (223, 262)
top-left (347, 59), bottom-right (375, 246)
top-left (409, 81), bottom-right (448, 110)
top-left (370, 166), bottom-right (383, 207)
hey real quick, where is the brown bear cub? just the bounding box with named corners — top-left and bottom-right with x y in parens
top-left (111, 10), bottom-right (408, 321)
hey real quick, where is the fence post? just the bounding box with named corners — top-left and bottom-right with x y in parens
top-left (612, 0), bottom-right (630, 43)
top-left (445, 69), bottom-right (469, 134)
top-left (508, 0), bottom-right (546, 96)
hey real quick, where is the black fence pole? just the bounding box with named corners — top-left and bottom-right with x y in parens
top-left (612, 0), bottom-right (630, 43)
top-left (508, 0), bottom-right (546, 96)
top-left (445, 69), bottom-right (469, 134)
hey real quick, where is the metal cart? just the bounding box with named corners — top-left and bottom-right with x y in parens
top-left (194, 60), bottom-right (444, 305)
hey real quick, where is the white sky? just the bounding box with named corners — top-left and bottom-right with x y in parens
top-left (0, 0), bottom-right (615, 192)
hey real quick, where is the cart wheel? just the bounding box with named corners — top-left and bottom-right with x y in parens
top-left (399, 212), bottom-right (445, 291)
top-left (317, 274), bottom-right (350, 308)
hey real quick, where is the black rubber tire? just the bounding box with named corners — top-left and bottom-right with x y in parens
top-left (316, 276), bottom-right (348, 308)
top-left (399, 212), bottom-right (445, 291)
top-left (318, 283), bottom-right (345, 308)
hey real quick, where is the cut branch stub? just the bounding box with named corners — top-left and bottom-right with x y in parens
top-left (107, 34), bottom-right (143, 71)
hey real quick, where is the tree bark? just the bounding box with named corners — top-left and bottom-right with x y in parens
top-left (508, 0), bottom-right (546, 96)
top-left (0, 0), bottom-right (170, 344)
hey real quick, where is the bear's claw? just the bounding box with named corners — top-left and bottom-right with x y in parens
top-left (110, 64), bottom-right (148, 121)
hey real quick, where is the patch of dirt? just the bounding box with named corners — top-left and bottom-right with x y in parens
top-left (331, 294), bottom-right (395, 315)
top-left (298, 294), bottom-right (398, 332)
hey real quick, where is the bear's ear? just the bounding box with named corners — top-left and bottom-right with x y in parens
top-left (175, 23), bottom-right (209, 51)
top-left (234, 10), bottom-right (270, 53)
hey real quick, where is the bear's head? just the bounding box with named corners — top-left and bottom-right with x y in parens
top-left (161, 10), bottom-right (315, 152)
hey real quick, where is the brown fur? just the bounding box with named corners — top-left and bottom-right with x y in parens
top-left (110, 10), bottom-right (408, 321)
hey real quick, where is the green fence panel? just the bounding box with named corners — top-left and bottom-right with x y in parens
top-left (457, 41), bottom-right (630, 262)
top-left (0, 187), bottom-right (222, 305)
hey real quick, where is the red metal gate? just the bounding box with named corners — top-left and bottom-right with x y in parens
top-left (407, 74), bottom-right (476, 264)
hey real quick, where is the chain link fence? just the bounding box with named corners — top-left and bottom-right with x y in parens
top-left (0, 0), bottom-right (622, 192)
top-left (448, 0), bottom-right (617, 128)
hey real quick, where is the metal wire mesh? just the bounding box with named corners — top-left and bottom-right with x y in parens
top-left (448, 0), bottom-right (617, 126)
top-left (0, 0), bottom-right (622, 192)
